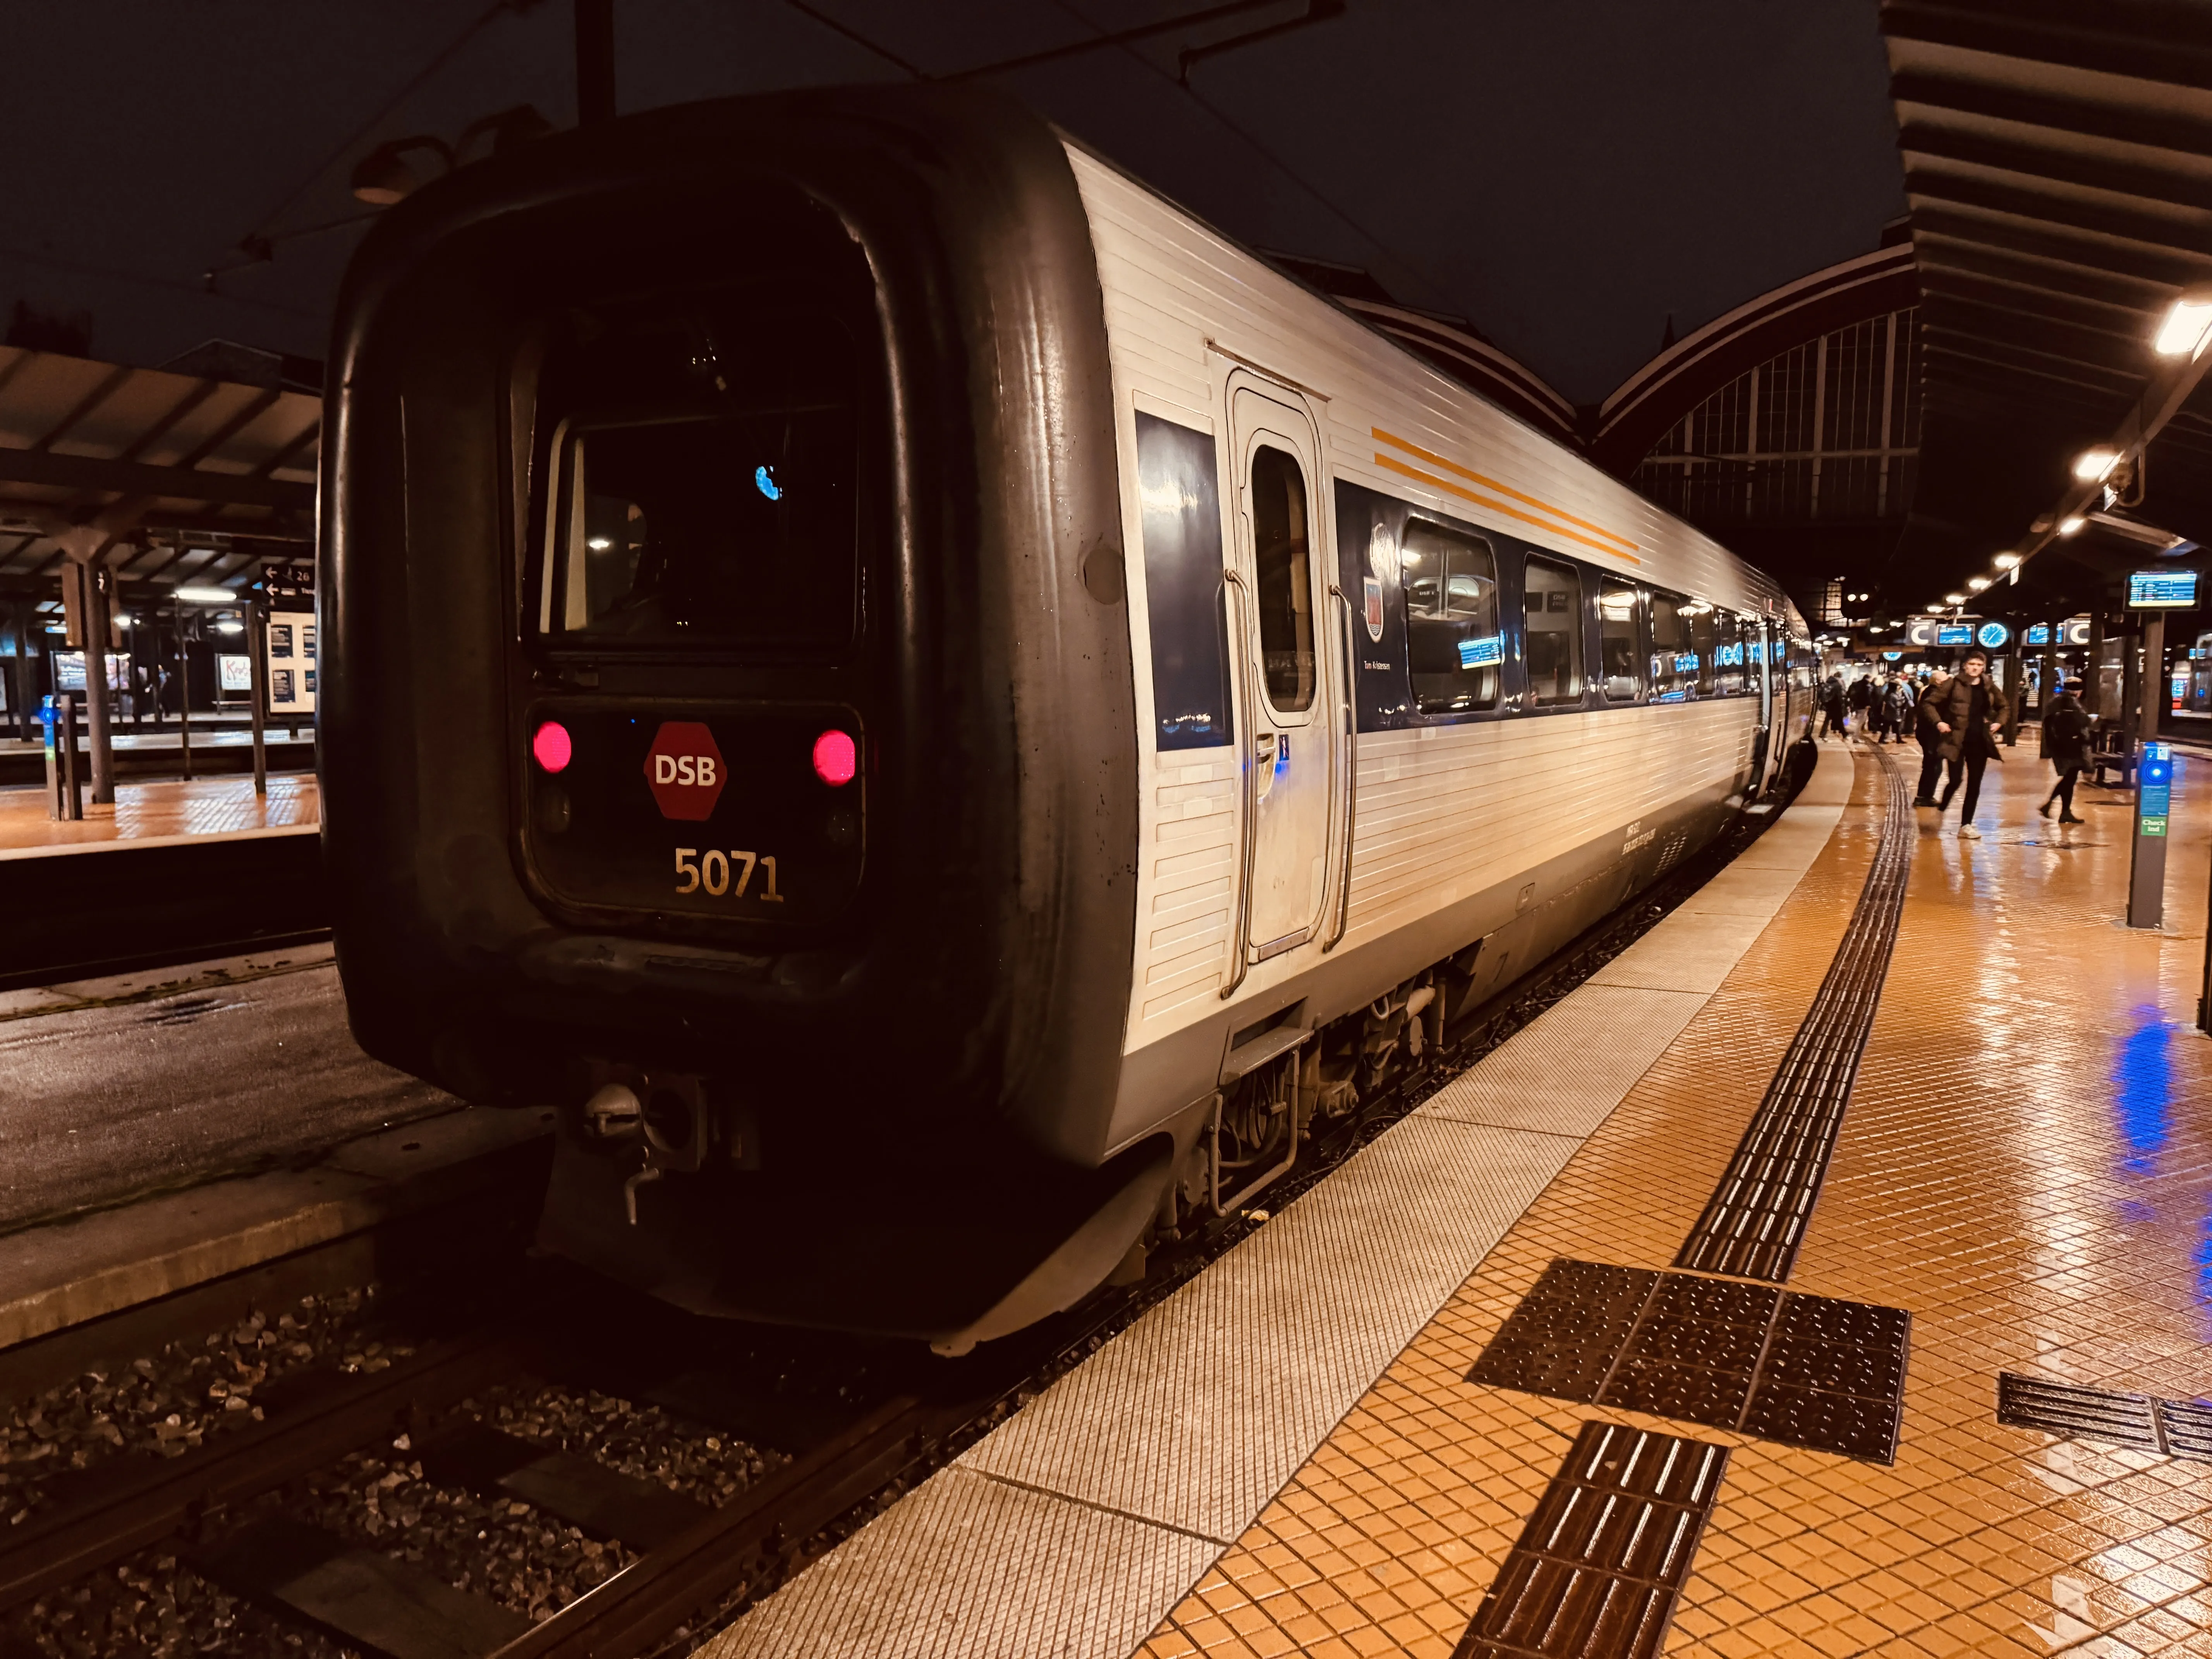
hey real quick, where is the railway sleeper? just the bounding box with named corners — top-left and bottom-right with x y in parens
top-left (185, 1429), bottom-right (716, 1659)
top-left (192, 1516), bottom-right (530, 1659)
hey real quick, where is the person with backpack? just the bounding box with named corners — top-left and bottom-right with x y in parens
top-left (1912, 668), bottom-right (1953, 806)
top-left (1882, 674), bottom-right (1915, 744)
top-left (1861, 675), bottom-right (1888, 741)
top-left (2039, 679), bottom-right (2092, 824)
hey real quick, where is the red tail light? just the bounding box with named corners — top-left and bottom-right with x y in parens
top-left (532, 720), bottom-right (573, 773)
top-left (811, 729), bottom-right (857, 787)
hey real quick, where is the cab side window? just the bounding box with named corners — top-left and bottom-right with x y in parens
top-left (1523, 555), bottom-right (1584, 707)
top-left (1405, 521), bottom-right (1501, 714)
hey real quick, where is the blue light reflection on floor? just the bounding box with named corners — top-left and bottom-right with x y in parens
top-left (2108, 1000), bottom-right (2212, 1316)
top-left (2111, 1004), bottom-right (2172, 1180)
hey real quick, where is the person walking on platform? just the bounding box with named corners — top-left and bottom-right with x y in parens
top-left (1847, 673), bottom-right (1874, 735)
top-left (1912, 668), bottom-right (1953, 806)
top-left (1819, 672), bottom-right (1848, 739)
top-left (1870, 673), bottom-right (1899, 742)
top-left (2039, 678), bottom-right (2091, 824)
top-left (1927, 648), bottom-right (2008, 838)
top-left (1883, 674), bottom-right (1915, 744)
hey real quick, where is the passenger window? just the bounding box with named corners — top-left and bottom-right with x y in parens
top-left (1599, 581), bottom-right (1641, 702)
top-left (1702, 608), bottom-right (1747, 696)
top-left (1523, 555), bottom-right (1584, 707)
top-left (1250, 446), bottom-right (1316, 713)
top-left (1403, 520), bottom-right (1500, 714)
top-left (1650, 592), bottom-right (1695, 701)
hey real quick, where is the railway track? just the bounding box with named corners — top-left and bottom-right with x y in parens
top-left (0, 761), bottom-right (1806, 1659)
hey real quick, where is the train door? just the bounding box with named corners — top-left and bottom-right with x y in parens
top-left (1225, 376), bottom-right (1339, 968)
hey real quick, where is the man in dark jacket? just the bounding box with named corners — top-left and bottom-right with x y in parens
top-left (2039, 679), bottom-right (2092, 824)
top-left (1927, 648), bottom-right (2010, 838)
top-left (1819, 673), bottom-right (1847, 739)
top-left (1912, 670), bottom-right (1952, 805)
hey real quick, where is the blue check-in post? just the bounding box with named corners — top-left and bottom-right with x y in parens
top-left (2128, 740), bottom-right (2172, 930)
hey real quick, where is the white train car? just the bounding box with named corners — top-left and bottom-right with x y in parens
top-left (1075, 147), bottom-right (1809, 1182)
top-left (322, 84), bottom-right (1813, 1355)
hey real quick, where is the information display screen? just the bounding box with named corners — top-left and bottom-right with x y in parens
top-left (1936, 624), bottom-right (1973, 646)
top-left (2127, 569), bottom-right (2199, 609)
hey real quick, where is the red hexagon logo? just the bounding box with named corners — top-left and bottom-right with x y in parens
top-left (642, 721), bottom-right (726, 821)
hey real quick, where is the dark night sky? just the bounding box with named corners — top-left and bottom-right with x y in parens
top-left (0, 1), bottom-right (1905, 405)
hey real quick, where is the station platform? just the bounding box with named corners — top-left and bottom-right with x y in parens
top-left (0, 726), bottom-right (318, 788)
top-left (0, 943), bottom-right (451, 1238)
top-left (0, 771), bottom-right (318, 852)
top-left (708, 737), bottom-right (2212, 1659)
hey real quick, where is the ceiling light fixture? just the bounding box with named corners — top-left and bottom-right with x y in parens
top-left (174, 585), bottom-right (234, 605)
top-left (2057, 515), bottom-right (2086, 537)
top-left (2154, 291), bottom-right (2212, 358)
top-left (1994, 553), bottom-right (2020, 570)
top-left (1945, 592), bottom-right (1967, 606)
top-left (1967, 576), bottom-right (1991, 592)
top-left (2074, 447), bottom-right (2121, 483)
top-left (351, 136), bottom-right (453, 206)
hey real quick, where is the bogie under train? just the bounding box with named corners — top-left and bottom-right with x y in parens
top-left (323, 86), bottom-right (1814, 1353)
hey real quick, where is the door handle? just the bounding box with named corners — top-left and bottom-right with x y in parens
top-left (1254, 732), bottom-right (1277, 765)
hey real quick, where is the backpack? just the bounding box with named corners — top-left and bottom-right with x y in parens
top-left (2046, 701), bottom-right (2088, 747)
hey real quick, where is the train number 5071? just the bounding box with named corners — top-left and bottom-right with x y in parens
top-left (674, 847), bottom-right (783, 902)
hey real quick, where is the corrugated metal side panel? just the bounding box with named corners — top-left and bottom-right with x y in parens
top-left (1139, 748), bottom-right (1238, 1024)
top-left (1343, 702), bottom-right (1753, 947)
top-left (1070, 148), bottom-right (1771, 1054)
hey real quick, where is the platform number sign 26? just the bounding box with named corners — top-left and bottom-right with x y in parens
top-left (642, 721), bottom-right (783, 903)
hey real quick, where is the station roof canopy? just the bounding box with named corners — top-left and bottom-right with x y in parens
top-left (1879, 0), bottom-right (2212, 614)
top-left (0, 344), bottom-right (319, 596)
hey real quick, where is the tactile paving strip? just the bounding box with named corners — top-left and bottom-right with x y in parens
top-left (1449, 1420), bottom-right (1728, 1659)
top-left (1468, 1257), bottom-right (1909, 1463)
top-left (1673, 743), bottom-right (1912, 1280)
top-left (1997, 1371), bottom-right (2212, 1462)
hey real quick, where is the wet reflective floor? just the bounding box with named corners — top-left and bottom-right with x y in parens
top-left (1142, 738), bottom-right (2212, 1658)
top-left (0, 771), bottom-right (317, 850)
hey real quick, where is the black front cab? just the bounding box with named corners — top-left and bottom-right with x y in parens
top-left (320, 88), bottom-right (1151, 1343)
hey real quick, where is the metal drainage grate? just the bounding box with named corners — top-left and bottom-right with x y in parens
top-left (1469, 1257), bottom-right (1910, 1464)
top-left (1674, 743), bottom-right (1913, 1282)
top-left (1997, 1372), bottom-right (2212, 1462)
top-left (1452, 1420), bottom-right (1727, 1659)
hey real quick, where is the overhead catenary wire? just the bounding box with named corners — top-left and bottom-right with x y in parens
top-left (1058, 0), bottom-right (1466, 322)
top-left (213, 0), bottom-right (538, 287)
top-left (779, 0), bottom-right (1461, 323)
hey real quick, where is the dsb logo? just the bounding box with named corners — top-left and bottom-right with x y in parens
top-left (643, 722), bottom-right (728, 821)
top-left (653, 753), bottom-right (718, 787)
